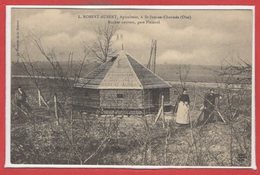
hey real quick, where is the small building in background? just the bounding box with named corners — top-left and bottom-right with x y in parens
top-left (73, 51), bottom-right (172, 115)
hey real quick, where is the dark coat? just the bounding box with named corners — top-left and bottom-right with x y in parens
top-left (179, 94), bottom-right (190, 105)
top-left (15, 89), bottom-right (27, 102)
top-left (204, 93), bottom-right (220, 110)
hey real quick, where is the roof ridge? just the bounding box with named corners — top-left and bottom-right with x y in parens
top-left (126, 53), bottom-right (172, 88)
top-left (98, 52), bottom-right (143, 89)
top-left (76, 58), bottom-right (114, 88)
top-left (83, 59), bottom-right (111, 78)
top-left (126, 55), bottom-right (143, 89)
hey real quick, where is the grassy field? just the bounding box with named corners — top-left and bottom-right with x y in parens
top-left (10, 77), bottom-right (252, 166)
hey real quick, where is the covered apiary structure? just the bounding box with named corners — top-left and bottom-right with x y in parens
top-left (73, 51), bottom-right (172, 115)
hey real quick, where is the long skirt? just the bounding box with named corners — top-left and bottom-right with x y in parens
top-left (176, 101), bottom-right (190, 124)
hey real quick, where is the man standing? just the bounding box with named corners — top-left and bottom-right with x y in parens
top-left (14, 86), bottom-right (32, 114)
top-left (202, 88), bottom-right (222, 124)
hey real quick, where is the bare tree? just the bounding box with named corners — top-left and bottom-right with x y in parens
top-left (178, 64), bottom-right (191, 89)
top-left (86, 24), bottom-right (118, 63)
top-left (216, 58), bottom-right (252, 166)
top-left (11, 32), bottom-right (123, 164)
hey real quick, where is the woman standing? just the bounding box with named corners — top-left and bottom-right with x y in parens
top-left (176, 88), bottom-right (190, 125)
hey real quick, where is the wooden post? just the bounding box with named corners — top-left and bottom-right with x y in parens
top-left (164, 132), bottom-right (168, 164)
top-left (38, 89), bottom-right (41, 107)
top-left (38, 89), bottom-right (50, 109)
top-left (161, 95), bottom-right (165, 128)
top-left (154, 106), bottom-right (162, 124)
top-left (54, 95), bottom-right (59, 125)
top-left (154, 95), bottom-right (165, 127)
top-left (147, 40), bottom-right (154, 69)
top-left (153, 40), bottom-right (157, 73)
top-left (41, 95), bottom-right (50, 109)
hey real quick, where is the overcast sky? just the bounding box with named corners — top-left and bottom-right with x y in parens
top-left (11, 8), bottom-right (253, 65)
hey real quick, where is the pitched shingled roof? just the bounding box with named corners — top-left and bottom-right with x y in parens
top-left (74, 51), bottom-right (171, 89)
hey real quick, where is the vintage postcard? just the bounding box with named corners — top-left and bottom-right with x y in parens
top-left (5, 6), bottom-right (255, 169)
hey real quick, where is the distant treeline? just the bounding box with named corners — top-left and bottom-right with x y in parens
top-left (11, 61), bottom-right (246, 83)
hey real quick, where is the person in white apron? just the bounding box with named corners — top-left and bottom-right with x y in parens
top-left (176, 88), bottom-right (190, 125)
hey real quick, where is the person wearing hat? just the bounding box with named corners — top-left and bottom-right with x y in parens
top-left (14, 86), bottom-right (32, 115)
top-left (202, 88), bottom-right (222, 124)
top-left (176, 88), bottom-right (190, 125)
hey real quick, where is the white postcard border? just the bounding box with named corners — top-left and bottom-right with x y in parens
top-left (5, 5), bottom-right (256, 169)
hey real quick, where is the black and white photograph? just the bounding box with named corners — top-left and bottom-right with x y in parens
top-left (6, 6), bottom-right (255, 168)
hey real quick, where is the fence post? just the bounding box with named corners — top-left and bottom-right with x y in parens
top-left (162, 95), bottom-right (165, 128)
top-left (154, 95), bottom-right (165, 127)
top-left (54, 94), bottom-right (59, 125)
top-left (38, 89), bottom-right (50, 109)
top-left (38, 89), bottom-right (41, 107)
